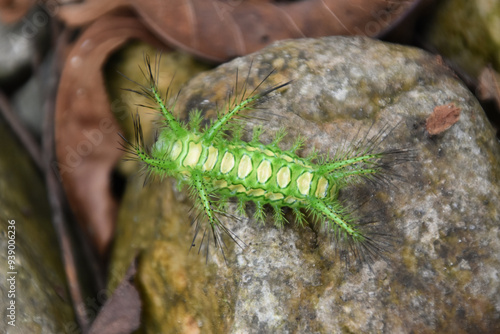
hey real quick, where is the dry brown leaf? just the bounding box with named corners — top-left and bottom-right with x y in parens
top-left (57, 0), bottom-right (419, 62)
top-left (57, 0), bottom-right (131, 27)
top-left (88, 259), bottom-right (141, 334)
top-left (0, 0), bottom-right (35, 23)
top-left (55, 15), bottom-right (164, 255)
top-left (130, 0), bottom-right (419, 61)
top-left (426, 103), bottom-right (461, 135)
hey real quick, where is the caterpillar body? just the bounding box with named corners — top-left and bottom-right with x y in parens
top-left (121, 56), bottom-right (409, 264)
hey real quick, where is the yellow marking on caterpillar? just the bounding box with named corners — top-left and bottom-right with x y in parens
top-left (284, 196), bottom-right (297, 204)
top-left (247, 188), bottom-right (265, 197)
top-left (282, 155), bottom-right (293, 162)
top-left (203, 146), bottom-right (219, 171)
top-left (276, 166), bottom-right (291, 188)
top-left (238, 155), bottom-right (253, 179)
top-left (220, 151), bottom-right (235, 174)
top-left (213, 180), bottom-right (228, 189)
top-left (265, 192), bottom-right (284, 201)
top-left (257, 160), bottom-right (272, 183)
top-left (297, 172), bottom-right (313, 196)
top-left (264, 149), bottom-right (275, 157)
top-left (170, 140), bottom-right (182, 160)
top-left (315, 177), bottom-right (329, 198)
top-left (183, 142), bottom-right (202, 167)
top-left (228, 184), bottom-right (246, 193)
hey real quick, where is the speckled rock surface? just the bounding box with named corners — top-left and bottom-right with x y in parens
top-left (110, 36), bottom-right (500, 333)
top-left (0, 119), bottom-right (75, 333)
top-left (424, 0), bottom-right (500, 77)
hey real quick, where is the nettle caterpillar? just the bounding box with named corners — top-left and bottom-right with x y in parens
top-left (120, 56), bottom-right (409, 265)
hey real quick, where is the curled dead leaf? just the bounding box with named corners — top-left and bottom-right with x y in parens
top-left (55, 15), bottom-right (164, 255)
top-left (131, 0), bottom-right (420, 61)
top-left (426, 103), bottom-right (461, 135)
top-left (88, 259), bottom-right (141, 334)
top-left (57, 0), bottom-right (421, 62)
top-left (57, 0), bottom-right (131, 27)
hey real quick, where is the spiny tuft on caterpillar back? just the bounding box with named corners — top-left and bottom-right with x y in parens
top-left (119, 55), bottom-right (413, 266)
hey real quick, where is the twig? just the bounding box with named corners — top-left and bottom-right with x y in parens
top-left (41, 25), bottom-right (90, 332)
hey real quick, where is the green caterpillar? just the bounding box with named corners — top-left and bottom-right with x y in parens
top-left (121, 56), bottom-right (408, 264)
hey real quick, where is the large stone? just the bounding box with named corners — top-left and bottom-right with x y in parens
top-left (110, 36), bottom-right (500, 333)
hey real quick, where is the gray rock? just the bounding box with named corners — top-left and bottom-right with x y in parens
top-left (110, 36), bottom-right (500, 333)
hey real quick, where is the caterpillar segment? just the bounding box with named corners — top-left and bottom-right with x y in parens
top-left (121, 55), bottom-right (406, 264)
